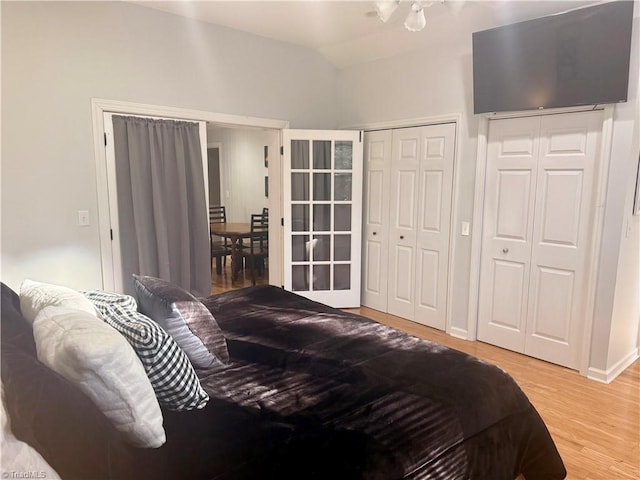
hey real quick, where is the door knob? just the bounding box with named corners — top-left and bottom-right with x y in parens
top-left (373, 231), bottom-right (377, 235)
top-left (502, 247), bottom-right (509, 254)
top-left (400, 236), bottom-right (404, 240)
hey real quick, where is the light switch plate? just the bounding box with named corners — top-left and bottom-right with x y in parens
top-left (461, 221), bottom-right (470, 236)
top-left (78, 210), bottom-right (90, 226)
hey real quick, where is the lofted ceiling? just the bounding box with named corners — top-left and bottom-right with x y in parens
top-left (131, 0), bottom-right (602, 68)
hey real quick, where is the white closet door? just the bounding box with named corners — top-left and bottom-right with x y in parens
top-left (478, 116), bottom-right (540, 352)
top-left (362, 130), bottom-right (392, 311)
top-left (478, 110), bottom-right (602, 369)
top-left (387, 127), bottom-right (421, 320)
top-left (524, 111), bottom-right (601, 368)
top-left (414, 123), bottom-right (456, 330)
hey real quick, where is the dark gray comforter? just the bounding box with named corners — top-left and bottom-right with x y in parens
top-left (197, 285), bottom-right (566, 480)
top-left (1, 283), bottom-right (566, 480)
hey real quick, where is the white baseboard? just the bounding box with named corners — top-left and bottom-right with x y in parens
top-left (449, 326), bottom-right (469, 340)
top-left (587, 348), bottom-right (639, 384)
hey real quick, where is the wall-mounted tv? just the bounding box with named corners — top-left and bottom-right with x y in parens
top-left (472, 1), bottom-right (634, 114)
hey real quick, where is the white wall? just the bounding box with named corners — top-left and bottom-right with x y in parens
top-left (587, 10), bottom-right (640, 379)
top-left (337, 2), bottom-right (640, 377)
top-left (207, 126), bottom-right (276, 223)
top-left (1, 1), bottom-right (338, 291)
top-left (596, 12), bottom-right (640, 376)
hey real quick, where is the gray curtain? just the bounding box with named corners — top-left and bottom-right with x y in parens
top-left (112, 115), bottom-right (211, 296)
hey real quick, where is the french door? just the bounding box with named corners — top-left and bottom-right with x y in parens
top-left (283, 130), bottom-right (363, 308)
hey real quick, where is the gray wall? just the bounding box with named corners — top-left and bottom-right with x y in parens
top-left (1, 1), bottom-right (338, 290)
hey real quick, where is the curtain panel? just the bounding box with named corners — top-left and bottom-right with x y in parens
top-left (112, 115), bottom-right (210, 296)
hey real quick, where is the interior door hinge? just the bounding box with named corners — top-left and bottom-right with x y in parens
top-left (110, 229), bottom-right (113, 241)
top-left (104, 132), bottom-right (107, 146)
top-left (280, 217), bottom-right (284, 227)
top-left (359, 131), bottom-right (362, 142)
top-left (280, 146), bottom-right (284, 155)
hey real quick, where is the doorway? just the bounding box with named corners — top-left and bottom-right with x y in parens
top-left (92, 98), bottom-right (289, 293)
top-left (207, 144), bottom-right (222, 207)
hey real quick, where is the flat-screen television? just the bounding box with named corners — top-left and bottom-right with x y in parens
top-left (472, 1), bottom-right (634, 114)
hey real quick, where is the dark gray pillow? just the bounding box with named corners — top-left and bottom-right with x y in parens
top-left (132, 275), bottom-right (229, 369)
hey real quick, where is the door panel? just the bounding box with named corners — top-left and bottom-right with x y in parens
top-left (283, 129), bottom-right (363, 308)
top-left (489, 259), bottom-right (527, 333)
top-left (538, 170), bottom-right (584, 247)
top-left (417, 248), bottom-right (439, 310)
top-left (362, 130), bottom-right (392, 311)
top-left (478, 116), bottom-right (540, 351)
top-left (391, 244), bottom-right (415, 318)
top-left (387, 128), bottom-right (421, 319)
top-left (525, 111), bottom-right (601, 368)
top-left (529, 266), bottom-right (574, 343)
top-left (495, 170), bottom-right (533, 241)
top-left (421, 170), bottom-right (443, 232)
top-left (414, 124), bottom-right (456, 329)
top-left (396, 170), bottom-right (418, 229)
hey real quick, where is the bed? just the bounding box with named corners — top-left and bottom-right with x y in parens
top-left (1, 281), bottom-right (566, 480)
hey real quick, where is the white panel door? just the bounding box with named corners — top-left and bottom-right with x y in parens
top-left (478, 110), bottom-right (602, 369)
top-left (414, 123), bottom-right (456, 330)
top-left (478, 116), bottom-right (540, 352)
top-left (362, 130), bottom-right (392, 311)
top-left (387, 127), bottom-right (421, 320)
top-left (524, 111), bottom-right (601, 368)
top-left (283, 129), bottom-right (363, 308)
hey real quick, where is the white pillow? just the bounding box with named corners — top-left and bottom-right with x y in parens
top-left (19, 279), bottom-right (97, 325)
top-left (33, 305), bottom-right (166, 448)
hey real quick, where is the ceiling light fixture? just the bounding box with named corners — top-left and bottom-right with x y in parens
top-left (374, 0), bottom-right (400, 23)
top-left (374, 0), bottom-right (449, 32)
top-left (404, 2), bottom-right (427, 32)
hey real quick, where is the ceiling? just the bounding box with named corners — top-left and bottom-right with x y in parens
top-left (132, 0), bottom-right (602, 68)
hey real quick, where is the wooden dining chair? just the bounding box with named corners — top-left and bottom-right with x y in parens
top-left (209, 205), bottom-right (232, 275)
top-left (241, 213), bottom-right (269, 285)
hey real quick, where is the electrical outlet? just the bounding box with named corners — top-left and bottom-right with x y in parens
top-left (461, 221), bottom-right (470, 236)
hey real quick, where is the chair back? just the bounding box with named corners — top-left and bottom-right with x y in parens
top-left (209, 205), bottom-right (227, 224)
top-left (249, 213), bottom-right (268, 252)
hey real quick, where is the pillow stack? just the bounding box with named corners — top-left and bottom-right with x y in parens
top-left (18, 277), bottom-right (228, 439)
top-left (19, 280), bottom-right (166, 448)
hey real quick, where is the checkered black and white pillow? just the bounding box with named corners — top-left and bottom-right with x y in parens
top-left (83, 291), bottom-right (209, 411)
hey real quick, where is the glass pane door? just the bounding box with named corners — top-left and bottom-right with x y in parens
top-left (283, 130), bottom-right (363, 308)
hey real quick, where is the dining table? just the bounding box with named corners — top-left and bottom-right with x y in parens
top-left (210, 222), bottom-right (255, 282)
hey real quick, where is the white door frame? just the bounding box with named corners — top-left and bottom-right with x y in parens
top-left (91, 98), bottom-right (289, 291)
top-left (468, 105), bottom-right (615, 376)
top-left (347, 113), bottom-right (461, 335)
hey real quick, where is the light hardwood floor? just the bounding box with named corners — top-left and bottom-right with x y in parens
top-left (211, 267), bottom-right (639, 480)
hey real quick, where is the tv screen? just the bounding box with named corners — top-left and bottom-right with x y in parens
top-left (472, 1), bottom-right (634, 114)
